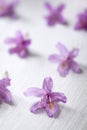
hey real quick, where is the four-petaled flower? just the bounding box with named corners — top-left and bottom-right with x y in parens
top-left (49, 43), bottom-right (81, 77)
top-left (24, 77), bottom-right (67, 118)
top-left (44, 2), bottom-right (67, 26)
top-left (5, 31), bottom-right (31, 58)
top-left (0, 72), bottom-right (12, 105)
top-left (74, 9), bottom-right (87, 30)
top-left (0, 0), bottom-right (18, 19)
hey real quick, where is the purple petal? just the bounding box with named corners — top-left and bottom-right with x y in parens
top-left (74, 22), bottom-right (83, 30)
top-left (57, 15), bottom-right (67, 24)
top-left (16, 31), bottom-right (24, 43)
top-left (5, 37), bottom-right (17, 44)
top-left (48, 54), bottom-right (61, 63)
top-left (46, 102), bottom-right (59, 118)
top-left (24, 88), bottom-right (45, 97)
top-left (70, 48), bottom-right (79, 58)
top-left (43, 77), bottom-right (53, 93)
top-left (50, 92), bottom-right (67, 103)
top-left (0, 77), bottom-right (11, 88)
top-left (18, 49), bottom-right (28, 58)
top-left (0, 87), bottom-right (12, 104)
top-left (70, 61), bottom-right (81, 73)
top-left (56, 43), bottom-right (69, 57)
top-left (57, 63), bottom-right (70, 77)
top-left (56, 4), bottom-right (65, 12)
top-left (9, 48), bottom-right (17, 54)
top-left (4, 89), bottom-right (12, 104)
top-left (30, 101), bottom-right (44, 113)
top-left (45, 2), bottom-right (53, 11)
top-left (23, 39), bottom-right (31, 47)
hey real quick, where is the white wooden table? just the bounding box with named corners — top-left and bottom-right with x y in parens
top-left (0, 0), bottom-right (87, 130)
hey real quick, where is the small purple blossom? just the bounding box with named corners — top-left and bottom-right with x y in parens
top-left (49, 43), bottom-right (81, 77)
top-left (0, 72), bottom-right (12, 105)
top-left (0, 0), bottom-right (19, 19)
top-left (5, 31), bottom-right (31, 58)
top-left (24, 77), bottom-right (67, 118)
top-left (44, 2), bottom-right (67, 26)
top-left (74, 9), bottom-right (87, 30)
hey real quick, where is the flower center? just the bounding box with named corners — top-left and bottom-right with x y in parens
top-left (51, 12), bottom-right (58, 21)
top-left (80, 19), bottom-right (87, 26)
top-left (61, 61), bottom-right (67, 69)
top-left (49, 101), bottom-right (54, 109)
top-left (0, 5), bottom-right (5, 10)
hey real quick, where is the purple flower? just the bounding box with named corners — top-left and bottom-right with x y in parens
top-left (74, 9), bottom-right (87, 30)
top-left (0, 0), bottom-right (18, 19)
top-left (0, 72), bottom-right (12, 105)
top-left (49, 43), bottom-right (81, 77)
top-left (44, 2), bottom-right (67, 26)
top-left (24, 77), bottom-right (67, 118)
top-left (5, 31), bottom-right (31, 58)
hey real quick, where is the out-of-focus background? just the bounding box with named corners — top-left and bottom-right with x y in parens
top-left (0, 0), bottom-right (87, 130)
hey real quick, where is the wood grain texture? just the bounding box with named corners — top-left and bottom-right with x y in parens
top-left (0, 0), bottom-right (87, 130)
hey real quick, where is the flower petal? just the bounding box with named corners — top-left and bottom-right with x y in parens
top-left (24, 39), bottom-right (31, 46)
top-left (43, 77), bottom-right (53, 93)
top-left (56, 4), bottom-right (65, 12)
top-left (56, 43), bottom-right (69, 57)
top-left (16, 31), bottom-right (24, 43)
top-left (50, 92), bottom-right (67, 103)
top-left (46, 102), bottom-right (60, 118)
top-left (45, 2), bottom-right (53, 11)
top-left (57, 63), bottom-right (70, 77)
top-left (24, 88), bottom-right (45, 97)
top-left (5, 38), bottom-right (17, 44)
top-left (57, 15), bottom-right (67, 24)
top-left (0, 77), bottom-right (11, 88)
top-left (0, 87), bottom-right (12, 104)
top-left (70, 48), bottom-right (79, 58)
top-left (48, 54), bottom-right (61, 63)
top-left (30, 101), bottom-right (44, 113)
top-left (70, 61), bottom-right (81, 73)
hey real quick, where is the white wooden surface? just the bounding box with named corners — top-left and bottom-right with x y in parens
top-left (0, 0), bottom-right (87, 130)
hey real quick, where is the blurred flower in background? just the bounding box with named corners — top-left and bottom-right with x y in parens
top-left (44, 2), bottom-right (67, 26)
top-left (74, 9), bottom-right (87, 30)
top-left (0, 0), bottom-right (19, 18)
top-left (5, 31), bottom-right (31, 58)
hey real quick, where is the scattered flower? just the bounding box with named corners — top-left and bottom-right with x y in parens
top-left (49, 43), bottom-right (81, 77)
top-left (44, 2), bottom-right (67, 26)
top-left (0, 72), bottom-right (12, 105)
top-left (5, 31), bottom-right (31, 58)
top-left (24, 77), bottom-right (67, 118)
top-left (74, 9), bottom-right (87, 30)
top-left (0, 0), bottom-right (19, 19)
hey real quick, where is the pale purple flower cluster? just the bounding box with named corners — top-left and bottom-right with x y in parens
top-left (0, 1), bottom-right (85, 119)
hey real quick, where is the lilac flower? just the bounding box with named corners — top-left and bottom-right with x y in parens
top-left (24, 77), bottom-right (67, 118)
top-left (0, 72), bottom-right (12, 105)
top-left (74, 9), bottom-right (87, 30)
top-left (44, 2), bottom-right (67, 26)
top-left (49, 43), bottom-right (81, 77)
top-left (5, 31), bottom-right (31, 58)
top-left (0, 0), bottom-right (18, 18)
